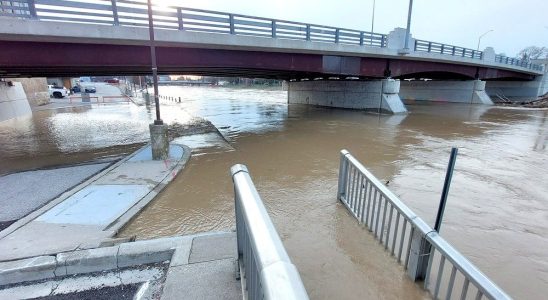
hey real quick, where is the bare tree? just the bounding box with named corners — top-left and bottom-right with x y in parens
top-left (517, 46), bottom-right (548, 62)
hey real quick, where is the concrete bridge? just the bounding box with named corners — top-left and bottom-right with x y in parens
top-left (1, 0), bottom-right (547, 113)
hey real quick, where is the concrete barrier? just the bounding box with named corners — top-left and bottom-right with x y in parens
top-left (399, 80), bottom-right (493, 104)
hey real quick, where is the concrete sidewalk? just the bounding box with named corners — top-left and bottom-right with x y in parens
top-left (0, 232), bottom-right (241, 300)
top-left (0, 143), bottom-right (190, 262)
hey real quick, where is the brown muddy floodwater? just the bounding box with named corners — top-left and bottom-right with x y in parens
top-left (1, 86), bottom-right (547, 299)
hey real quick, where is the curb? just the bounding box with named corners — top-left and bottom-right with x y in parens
top-left (0, 232), bottom-right (230, 286)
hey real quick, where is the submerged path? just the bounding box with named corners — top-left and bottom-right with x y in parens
top-left (0, 144), bottom-right (190, 261)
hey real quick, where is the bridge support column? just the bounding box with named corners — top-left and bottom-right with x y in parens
top-left (0, 81), bottom-right (32, 122)
top-left (485, 73), bottom-right (548, 100)
top-left (287, 79), bottom-right (407, 114)
top-left (149, 123), bottom-right (169, 160)
top-left (399, 80), bottom-right (493, 104)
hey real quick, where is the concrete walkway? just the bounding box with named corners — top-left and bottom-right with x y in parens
top-left (0, 163), bottom-right (112, 225)
top-left (0, 232), bottom-right (241, 300)
top-left (0, 144), bottom-right (190, 261)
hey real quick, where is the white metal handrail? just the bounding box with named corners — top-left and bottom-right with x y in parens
top-left (337, 150), bottom-right (512, 300)
top-left (231, 164), bottom-right (309, 300)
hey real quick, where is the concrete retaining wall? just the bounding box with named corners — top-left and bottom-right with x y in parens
top-left (0, 81), bottom-right (32, 122)
top-left (287, 79), bottom-right (407, 114)
top-left (485, 73), bottom-right (548, 100)
top-left (400, 80), bottom-right (493, 104)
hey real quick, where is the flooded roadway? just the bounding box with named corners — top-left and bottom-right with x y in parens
top-left (1, 86), bottom-right (547, 299)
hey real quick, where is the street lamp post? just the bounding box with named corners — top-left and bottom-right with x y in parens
top-left (476, 29), bottom-right (494, 52)
top-left (403, 0), bottom-right (413, 51)
top-left (370, 0), bottom-right (376, 43)
top-left (147, 0), bottom-right (169, 160)
top-left (147, 0), bottom-right (162, 125)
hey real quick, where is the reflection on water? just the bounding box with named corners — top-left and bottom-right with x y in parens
top-left (1, 86), bottom-right (546, 299)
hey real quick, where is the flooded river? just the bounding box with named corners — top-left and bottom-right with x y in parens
top-left (1, 86), bottom-right (547, 299)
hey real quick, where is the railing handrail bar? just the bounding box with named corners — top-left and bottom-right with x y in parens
top-left (425, 232), bottom-right (512, 299)
top-left (339, 150), bottom-right (512, 300)
top-left (231, 164), bottom-right (309, 300)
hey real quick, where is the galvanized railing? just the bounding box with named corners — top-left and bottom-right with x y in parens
top-left (231, 164), bottom-right (309, 300)
top-left (337, 150), bottom-right (512, 300)
top-left (0, 0), bottom-right (386, 47)
top-left (495, 55), bottom-right (543, 71)
top-left (415, 39), bottom-right (483, 60)
top-left (1, 0), bottom-right (542, 71)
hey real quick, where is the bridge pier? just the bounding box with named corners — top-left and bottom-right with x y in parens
top-left (287, 79), bottom-right (407, 114)
top-left (399, 80), bottom-right (493, 104)
top-left (485, 73), bottom-right (548, 100)
top-left (0, 81), bottom-right (32, 122)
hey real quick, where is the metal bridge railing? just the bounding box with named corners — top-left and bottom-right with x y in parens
top-left (0, 0), bottom-right (387, 47)
top-left (337, 150), bottom-right (512, 300)
top-left (414, 39), bottom-right (484, 60)
top-left (495, 55), bottom-right (543, 71)
top-left (231, 164), bottom-right (309, 300)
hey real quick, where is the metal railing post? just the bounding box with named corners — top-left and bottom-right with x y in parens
top-left (177, 7), bottom-right (183, 30)
top-left (337, 150), bottom-right (350, 200)
top-left (335, 28), bottom-right (340, 43)
top-left (452, 46), bottom-right (455, 55)
top-left (271, 20), bottom-right (276, 38)
top-left (305, 24), bottom-right (311, 41)
top-left (440, 44), bottom-right (444, 54)
top-left (27, 0), bottom-right (37, 19)
top-left (427, 42), bottom-right (431, 52)
top-left (229, 14), bottom-right (235, 34)
top-left (359, 32), bottom-right (364, 46)
top-left (462, 48), bottom-right (466, 57)
top-left (381, 35), bottom-right (385, 47)
top-left (110, 0), bottom-right (119, 25)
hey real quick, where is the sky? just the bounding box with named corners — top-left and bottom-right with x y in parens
top-left (160, 0), bottom-right (548, 57)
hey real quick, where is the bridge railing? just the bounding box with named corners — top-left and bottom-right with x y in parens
top-left (495, 55), bottom-right (543, 71)
top-left (337, 150), bottom-right (512, 300)
top-left (231, 164), bottom-right (309, 300)
top-left (415, 39), bottom-right (483, 60)
top-left (2, 0), bottom-right (387, 47)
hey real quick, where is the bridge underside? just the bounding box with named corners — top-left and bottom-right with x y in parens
top-left (0, 41), bottom-right (534, 81)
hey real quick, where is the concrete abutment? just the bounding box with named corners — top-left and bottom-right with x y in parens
top-left (399, 80), bottom-right (493, 104)
top-left (287, 79), bottom-right (408, 114)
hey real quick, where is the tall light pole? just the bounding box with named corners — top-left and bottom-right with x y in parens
top-left (147, 0), bottom-right (162, 125)
top-left (371, 0), bottom-right (376, 33)
top-left (476, 29), bottom-right (493, 52)
top-left (403, 0), bottom-right (413, 51)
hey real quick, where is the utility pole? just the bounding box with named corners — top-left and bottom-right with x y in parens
top-left (147, 0), bottom-right (169, 160)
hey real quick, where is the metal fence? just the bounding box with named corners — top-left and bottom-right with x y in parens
top-left (494, 55), bottom-right (543, 71)
top-left (337, 150), bottom-right (512, 300)
top-left (231, 164), bottom-right (309, 300)
top-left (414, 39), bottom-right (483, 60)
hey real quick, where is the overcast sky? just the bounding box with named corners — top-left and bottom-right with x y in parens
top-left (165, 0), bottom-right (548, 56)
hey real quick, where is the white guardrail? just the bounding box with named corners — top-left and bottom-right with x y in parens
top-left (231, 164), bottom-right (309, 300)
top-left (0, 0), bottom-right (543, 71)
top-left (337, 150), bottom-right (512, 300)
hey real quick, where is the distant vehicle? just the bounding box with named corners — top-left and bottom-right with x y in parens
top-left (48, 85), bottom-right (69, 98)
top-left (105, 79), bottom-right (119, 84)
top-left (84, 86), bottom-right (96, 93)
top-left (71, 85), bottom-right (81, 93)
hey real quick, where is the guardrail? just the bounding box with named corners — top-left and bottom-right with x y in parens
top-left (414, 39), bottom-right (483, 60)
top-left (337, 150), bottom-right (511, 300)
top-left (495, 55), bottom-right (543, 71)
top-left (0, 0), bottom-right (542, 72)
top-left (231, 164), bottom-right (309, 300)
